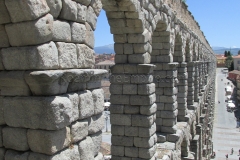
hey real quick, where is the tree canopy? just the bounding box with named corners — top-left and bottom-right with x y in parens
top-left (225, 51), bottom-right (234, 71)
top-left (224, 50), bottom-right (232, 57)
top-left (224, 51), bottom-right (228, 57)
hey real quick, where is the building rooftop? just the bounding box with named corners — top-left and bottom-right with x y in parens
top-left (215, 54), bottom-right (226, 60)
top-left (233, 55), bottom-right (240, 59)
top-left (96, 60), bottom-right (115, 65)
top-left (229, 70), bottom-right (240, 75)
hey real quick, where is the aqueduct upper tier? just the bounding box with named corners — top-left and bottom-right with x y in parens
top-left (0, 0), bottom-right (216, 159)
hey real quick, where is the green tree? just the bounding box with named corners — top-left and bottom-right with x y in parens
top-left (230, 61), bottom-right (234, 71)
top-left (225, 55), bottom-right (233, 70)
top-left (224, 50), bottom-right (228, 57)
top-left (227, 51), bottom-right (231, 56)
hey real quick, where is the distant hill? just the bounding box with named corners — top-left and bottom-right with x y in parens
top-left (212, 46), bottom-right (227, 50)
top-left (94, 44), bottom-right (114, 54)
top-left (94, 44), bottom-right (240, 55)
top-left (212, 46), bottom-right (240, 55)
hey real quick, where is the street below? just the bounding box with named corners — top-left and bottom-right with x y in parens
top-left (212, 68), bottom-right (240, 160)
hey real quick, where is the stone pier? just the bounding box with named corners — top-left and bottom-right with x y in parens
top-left (0, 0), bottom-right (106, 159)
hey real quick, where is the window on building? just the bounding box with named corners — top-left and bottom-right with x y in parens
top-left (238, 60), bottom-right (240, 64)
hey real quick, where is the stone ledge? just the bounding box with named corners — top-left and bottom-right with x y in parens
top-left (0, 69), bottom-right (107, 96)
top-left (24, 69), bottom-right (107, 96)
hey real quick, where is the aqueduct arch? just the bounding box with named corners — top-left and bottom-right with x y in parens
top-left (0, 0), bottom-right (216, 159)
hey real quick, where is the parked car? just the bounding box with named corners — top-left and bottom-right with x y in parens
top-left (227, 102), bottom-right (236, 112)
top-left (225, 86), bottom-right (232, 95)
top-left (227, 100), bottom-right (235, 104)
top-left (222, 68), bottom-right (228, 73)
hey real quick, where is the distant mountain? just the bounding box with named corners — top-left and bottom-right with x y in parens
top-left (94, 44), bottom-right (115, 54)
top-left (212, 46), bottom-right (240, 55)
top-left (94, 44), bottom-right (240, 55)
top-left (212, 46), bottom-right (227, 50)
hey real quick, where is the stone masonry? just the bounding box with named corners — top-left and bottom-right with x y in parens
top-left (0, 0), bottom-right (106, 159)
top-left (0, 0), bottom-right (216, 160)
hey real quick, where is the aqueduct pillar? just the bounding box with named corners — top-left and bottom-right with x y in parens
top-left (0, 0), bottom-right (106, 159)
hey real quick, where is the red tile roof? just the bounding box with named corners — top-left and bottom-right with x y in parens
top-left (96, 60), bottom-right (115, 65)
top-left (233, 55), bottom-right (240, 58)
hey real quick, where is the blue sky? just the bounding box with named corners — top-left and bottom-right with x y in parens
top-left (94, 0), bottom-right (240, 48)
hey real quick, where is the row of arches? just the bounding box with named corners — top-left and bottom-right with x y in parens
top-left (101, 0), bottom-right (216, 159)
top-left (0, 0), bottom-right (216, 159)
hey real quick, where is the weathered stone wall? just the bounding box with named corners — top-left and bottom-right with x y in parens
top-left (0, 0), bottom-right (216, 159)
top-left (0, 0), bottom-right (106, 159)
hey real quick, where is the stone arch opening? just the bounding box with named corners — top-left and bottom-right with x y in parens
top-left (196, 44), bottom-right (201, 97)
top-left (185, 38), bottom-right (192, 63)
top-left (199, 44), bottom-right (203, 61)
top-left (193, 42), bottom-right (197, 61)
top-left (193, 42), bottom-right (200, 104)
top-left (152, 18), bottom-right (179, 136)
top-left (174, 33), bottom-right (188, 122)
top-left (175, 123), bottom-right (192, 159)
top-left (173, 33), bottom-right (183, 62)
top-left (197, 43), bottom-right (200, 61)
top-left (181, 135), bottom-right (190, 158)
top-left (184, 36), bottom-right (196, 117)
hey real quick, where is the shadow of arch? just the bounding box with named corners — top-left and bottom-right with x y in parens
top-left (198, 44), bottom-right (203, 61)
top-left (197, 43), bottom-right (200, 61)
top-left (192, 42), bottom-right (197, 61)
top-left (185, 37), bottom-right (192, 62)
top-left (175, 122), bottom-right (193, 159)
top-left (173, 33), bottom-right (183, 62)
top-left (181, 135), bottom-right (189, 158)
top-left (173, 32), bottom-right (188, 122)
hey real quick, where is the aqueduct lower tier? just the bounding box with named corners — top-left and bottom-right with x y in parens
top-left (0, 0), bottom-right (216, 159)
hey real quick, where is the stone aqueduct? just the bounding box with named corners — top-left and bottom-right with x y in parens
top-left (0, 0), bottom-right (216, 159)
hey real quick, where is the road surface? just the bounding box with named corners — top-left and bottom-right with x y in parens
top-left (212, 68), bottom-right (240, 160)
